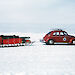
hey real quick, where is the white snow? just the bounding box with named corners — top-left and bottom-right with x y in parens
top-left (0, 33), bottom-right (75, 75)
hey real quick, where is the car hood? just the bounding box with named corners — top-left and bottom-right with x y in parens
top-left (68, 35), bottom-right (75, 38)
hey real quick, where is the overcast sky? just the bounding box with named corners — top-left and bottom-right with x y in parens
top-left (0, 0), bottom-right (75, 33)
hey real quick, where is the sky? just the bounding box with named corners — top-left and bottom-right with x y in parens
top-left (0, 0), bottom-right (75, 33)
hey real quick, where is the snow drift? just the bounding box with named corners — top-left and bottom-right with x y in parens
top-left (0, 33), bottom-right (75, 75)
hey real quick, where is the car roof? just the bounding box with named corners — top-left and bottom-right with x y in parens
top-left (50, 30), bottom-right (66, 33)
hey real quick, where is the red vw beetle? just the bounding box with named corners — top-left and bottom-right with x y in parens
top-left (43, 29), bottom-right (75, 45)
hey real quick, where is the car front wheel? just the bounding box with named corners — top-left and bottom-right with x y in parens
top-left (72, 40), bottom-right (75, 44)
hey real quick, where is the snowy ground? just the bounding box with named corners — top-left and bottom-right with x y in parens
top-left (0, 33), bottom-right (75, 75)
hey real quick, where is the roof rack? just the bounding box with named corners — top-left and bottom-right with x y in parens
top-left (53, 29), bottom-right (63, 31)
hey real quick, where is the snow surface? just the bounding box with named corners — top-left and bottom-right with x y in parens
top-left (0, 33), bottom-right (75, 75)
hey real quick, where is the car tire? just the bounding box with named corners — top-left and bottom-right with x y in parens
top-left (72, 40), bottom-right (75, 44)
top-left (46, 39), bottom-right (54, 45)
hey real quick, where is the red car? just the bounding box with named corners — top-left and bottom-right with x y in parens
top-left (43, 29), bottom-right (75, 45)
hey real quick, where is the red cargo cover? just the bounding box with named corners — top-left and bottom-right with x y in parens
top-left (3, 38), bottom-right (22, 44)
top-left (0, 37), bottom-right (2, 44)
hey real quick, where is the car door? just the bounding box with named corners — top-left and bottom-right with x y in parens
top-left (52, 32), bottom-right (61, 42)
top-left (63, 32), bottom-right (70, 42)
top-left (60, 32), bottom-right (69, 43)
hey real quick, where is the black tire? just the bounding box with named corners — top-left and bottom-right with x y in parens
top-left (72, 40), bottom-right (75, 44)
top-left (46, 39), bottom-right (54, 45)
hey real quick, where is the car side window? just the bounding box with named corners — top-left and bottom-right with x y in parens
top-left (60, 32), bottom-right (64, 36)
top-left (53, 32), bottom-right (57, 36)
top-left (53, 32), bottom-right (59, 36)
top-left (64, 32), bottom-right (68, 35)
top-left (57, 32), bottom-right (59, 36)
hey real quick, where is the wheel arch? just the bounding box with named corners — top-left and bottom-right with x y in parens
top-left (46, 39), bottom-right (54, 45)
top-left (69, 38), bottom-right (75, 43)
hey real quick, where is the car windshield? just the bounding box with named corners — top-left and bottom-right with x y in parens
top-left (64, 32), bottom-right (68, 35)
top-left (47, 32), bottom-right (51, 35)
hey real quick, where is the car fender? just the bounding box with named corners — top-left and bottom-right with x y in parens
top-left (46, 38), bottom-right (50, 42)
top-left (69, 38), bottom-right (75, 43)
top-left (45, 37), bottom-right (53, 42)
